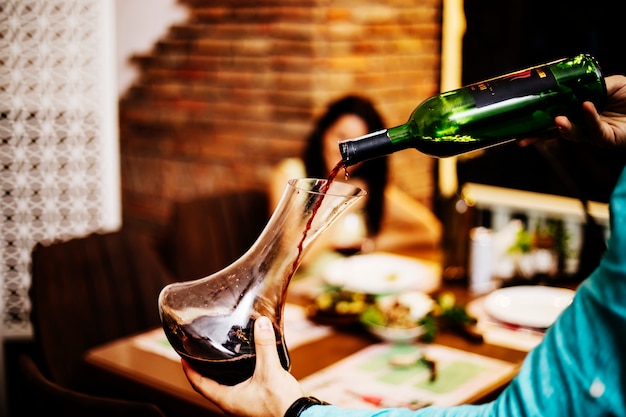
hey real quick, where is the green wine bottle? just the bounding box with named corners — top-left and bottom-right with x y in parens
top-left (339, 54), bottom-right (606, 165)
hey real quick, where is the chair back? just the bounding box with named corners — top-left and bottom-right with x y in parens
top-left (29, 228), bottom-right (174, 390)
top-left (162, 190), bottom-right (270, 281)
top-left (15, 354), bottom-right (167, 417)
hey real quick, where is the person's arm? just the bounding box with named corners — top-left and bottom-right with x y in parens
top-left (374, 184), bottom-right (442, 253)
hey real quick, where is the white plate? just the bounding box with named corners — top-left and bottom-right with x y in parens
top-left (321, 252), bottom-right (440, 294)
top-left (483, 286), bottom-right (575, 329)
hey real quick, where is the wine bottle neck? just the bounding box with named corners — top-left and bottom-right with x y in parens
top-left (339, 129), bottom-right (389, 166)
top-left (339, 125), bottom-right (415, 166)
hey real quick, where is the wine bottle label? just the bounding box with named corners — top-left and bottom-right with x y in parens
top-left (468, 67), bottom-right (557, 108)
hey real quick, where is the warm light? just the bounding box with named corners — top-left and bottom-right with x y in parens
top-left (438, 0), bottom-right (466, 197)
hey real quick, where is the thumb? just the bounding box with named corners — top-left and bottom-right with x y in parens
top-left (253, 316), bottom-right (282, 375)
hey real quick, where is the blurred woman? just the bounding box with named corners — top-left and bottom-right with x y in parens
top-left (269, 95), bottom-right (441, 269)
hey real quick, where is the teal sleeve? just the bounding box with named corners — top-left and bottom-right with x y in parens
top-left (304, 166), bottom-right (626, 417)
top-left (303, 404), bottom-right (491, 417)
top-left (491, 165), bottom-right (626, 416)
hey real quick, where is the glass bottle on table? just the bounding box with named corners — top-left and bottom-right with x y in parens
top-left (339, 54), bottom-right (606, 165)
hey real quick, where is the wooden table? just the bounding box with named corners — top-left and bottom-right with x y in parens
top-left (86, 325), bottom-right (527, 417)
top-left (85, 277), bottom-right (528, 417)
top-left (85, 325), bottom-right (385, 416)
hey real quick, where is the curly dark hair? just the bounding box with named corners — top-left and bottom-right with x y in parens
top-left (302, 95), bottom-right (389, 236)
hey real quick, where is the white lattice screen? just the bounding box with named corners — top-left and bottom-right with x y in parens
top-left (0, 0), bottom-right (120, 338)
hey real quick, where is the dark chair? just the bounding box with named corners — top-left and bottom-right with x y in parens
top-left (29, 228), bottom-right (174, 393)
top-left (161, 189), bottom-right (270, 281)
top-left (15, 354), bottom-right (167, 417)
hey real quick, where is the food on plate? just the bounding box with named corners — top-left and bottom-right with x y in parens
top-left (311, 289), bottom-right (372, 317)
top-left (360, 291), bottom-right (435, 329)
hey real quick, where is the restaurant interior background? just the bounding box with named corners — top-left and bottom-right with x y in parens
top-left (1, 0), bottom-right (625, 415)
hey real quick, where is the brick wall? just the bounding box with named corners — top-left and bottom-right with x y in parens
top-left (120, 0), bottom-right (443, 239)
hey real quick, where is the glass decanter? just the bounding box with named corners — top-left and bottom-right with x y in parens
top-left (158, 178), bottom-right (365, 385)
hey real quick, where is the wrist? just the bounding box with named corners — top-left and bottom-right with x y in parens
top-left (284, 396), bottom-right (329, 417)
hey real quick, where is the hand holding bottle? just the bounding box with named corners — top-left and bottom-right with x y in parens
top-left (553, 75), bottom-right (626, 149)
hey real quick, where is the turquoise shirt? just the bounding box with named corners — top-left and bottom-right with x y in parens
top-left (306, 166), bottom-right (626, 417)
